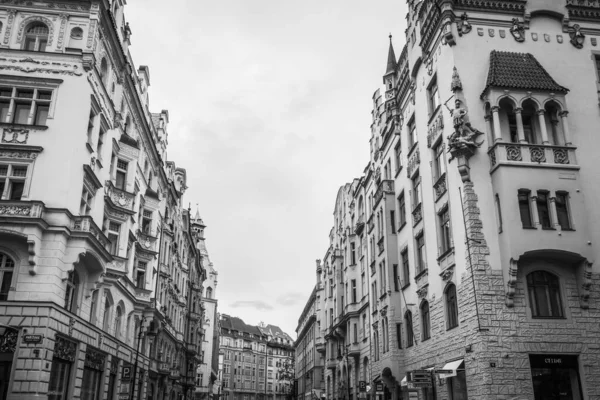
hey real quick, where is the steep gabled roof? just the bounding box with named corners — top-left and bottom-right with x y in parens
top-left (384, 35), bottom-right (397, 76)
top-left (481, 50), bottom-right (568, 98)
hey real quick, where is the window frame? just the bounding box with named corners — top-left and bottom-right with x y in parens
top-left (421, 301), bottom-right (431, 341)
top-left (0, 251), bottom-right (16, 301)
top-left (536, 190), bottom-right (552, 229)
top-left (526, 270), bottom-right (565, 319)
top-left (415, 233), bottom-right (426, 275)
top-left (0, 161), bottom-right (33, 201)
top-left (401, 249), bottom-right (410, 288)
top-left (404, 311), bottom-right (414, 348)
top-left (518, 189), bottom-right (534, 229)
top-left (23, 22), bottom-right (49, 52)
top-left (64, 270), bottom-right (80, 314)
top-left (438, 206), bottom-right (453, 256)
top-left (0, 86), bottom-right (54, 126)
top-left (427, 76), bottom-right (441, 115)
top-left (398, 192), bottom-right (406, 229)
top-left (555, 191), bottom-right (572, 230)
top-left (445, 283), bottom-right (459, 330)
top-left (407, 117), bottom-right (417, 150)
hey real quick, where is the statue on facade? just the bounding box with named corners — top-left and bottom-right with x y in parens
top-left (510, 18), bottom-right (525, 42)
top-left (445, 98), bottom-right (484, 161)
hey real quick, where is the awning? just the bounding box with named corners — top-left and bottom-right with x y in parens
top-left (437, 359), bottom-right (464, 379)
top-left (400, 376), bottom-right (407, 387)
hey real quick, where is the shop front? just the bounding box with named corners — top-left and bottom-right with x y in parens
top-left (529, 354), bottom-right (583, 400)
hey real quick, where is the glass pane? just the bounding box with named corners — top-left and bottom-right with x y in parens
top-left (16, 89), bottom-right (34, 99)
top-left (9, 182), bottom-right (24, 200)
top-left (0, 165), bottom-right (7, 176)
top-left (0, 101), bottom-right (10, 122)
top-left (0, 88), bottom-right (12, 97)
top-left (48, 359), bottom-right (71, 400)
top-left (0, 271), bottom-right (12, 300)
top-left (34, 104), bottom-right (49, 125)
top-left (13, 103), bottom-right (31, 124)
top-left (38, 39), bottom-right (47, 52)
top-left (11, 167), bottom-right (27, 177)
top-left (535, 286), bottom-right (550, 317)
top-left (37, 90), bottom-right (52, 100)
top-left (115, 171), bottom-right (126, 190)
top-left (24, 37), bottom-right (36, 51)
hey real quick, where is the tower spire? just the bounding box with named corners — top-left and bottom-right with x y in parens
top-left (385, 34), bottom-right (397, 76)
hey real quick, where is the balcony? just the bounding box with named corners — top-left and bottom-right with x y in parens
top-left (106, 256), bottom-right (128, 277)
top-left (170, 368), bottom-right (181, 380)
top-left (105, 180), bottom-right (136, 212)
top-left (326, 359), bottom-right (337, 370)
top-left (488, 142), bottom-right (578, 172)
top-left (315, 337), bottom-right (325, 353)
top-left (72, 215), bottom-right (111, 251)
top-left (412, 203), bottom-right (423, 226)
top-left (135, 286), bottom-right (152, 302)
top-left (433, 173), bottom-right (447, 201)
top-left (348, 342), bottom-right (361, 357)
top-left (407, 147), bottom-right (421, 177)
top-left (373, 180), bottom-right (394, 207)
top-left (136, 230), bottom-right (158, 253)
top-left (186, 343), bottom-right (198, 356)
top-left (354, 214), bottom-right (365, 235)
top-left (158, 363), bottom-right (170, 375)
top-left (188, 310), bottom-right (202, 321)
top-left (0, 200), bottom-right (43, 219)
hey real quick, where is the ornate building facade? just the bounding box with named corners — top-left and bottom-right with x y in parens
top-left (0, 1), bottom-right (214, 400)
top-left (298, 1), bottom-right (600, 400)
top-left (219, 316), bottom-right (294, 400)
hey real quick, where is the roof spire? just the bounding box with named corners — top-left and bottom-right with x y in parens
top-left (385, 34), bottom-right (397, 76)
top-left (194, 203), bottom-right (201, 221)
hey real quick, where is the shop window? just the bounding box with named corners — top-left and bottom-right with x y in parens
top-left (0, 252), bottom-right (15, 301)
top-left (445, 283), bottom-right (459, 330)
top-left (529, 354), bottom-right (582, 400)
top-left (527, 271), bottom-right (564, 318)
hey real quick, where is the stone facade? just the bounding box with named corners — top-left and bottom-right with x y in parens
top-left (297, 1), bottom-right (600, 400)
top-left (0, 1), bottom-right (215, 400)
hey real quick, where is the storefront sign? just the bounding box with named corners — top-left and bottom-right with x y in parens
top-left (433, 369), bottom-right (453, 375)
top-left (22, 334), bottom-right (43, 343)
top-left (359, 381), bottom-right (367, 392)
top-left (375, 383), bottom-right (384, 393)
top-left (122, 364), bottom-right (132, 380)
top-left (529, 354), bottom-right (579, 369)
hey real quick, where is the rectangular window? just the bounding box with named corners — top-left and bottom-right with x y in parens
top-left (595, 55), bottom-right (600, 83)
top-left (412, 175), bottom-right (421, 209)
top-left (438, 208), bottom-right (452, 254)
top-left (398, 192), bottom-right (406, 228)
top-left (415, 234), bottom-right (425, 274)
top-left (351, 279), bottom-right (357, 303)
top-left (361, 273), bottom-right (365, 300)
top-left (48, 357), bottom-right (72, 400)
top-left (136, 261), bottom-right (146, 289)
top-left (141, 210), bottom-right (153, 234)
top-left (106, 221), bottom-right (120, 255)
top-left (350, 242), bottom-right (356, 265)
top-left (81, 366), bottom-right (103, 400)
top-left (555, 192), bottom-right (571, 230)
top-left (428, 78), bottom-right (440, 114)
top-left (115, 159), bottom-right (128, 190)
top-left (401, 250), bottom-right (409, 287)
top-left (393, 264), bottom-right (399, 291)
top-left (353, 323), bottom-right (358, 344)
top-left (371, 282), bottom-right (377, 305)
top-left (390, 210), bottom-right (396, 233)
top-left (394, 142), bottom-right (402, 173)
top-left (536, 191), bottom-right (552, 229)
top-left (96, 127), bottom-right (106, 162)
top-left (518, 190), bottom-right (533, 228)
top-left (0, 163), bottom-right (28, 200)
top-left (407, 118), bottom-right (416, 149)
top-left (87, 110), bottom-right (96, 146)
top-left (80, 185), bottom-right (94, 215)
top-left (433, 142), bottom-right (446, 181)
top-left (0, 87), bottom-right (52, 125)
top-left (396, 323), bottom-right (402, 349)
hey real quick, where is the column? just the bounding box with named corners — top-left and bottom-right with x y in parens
top-left (491, 106), bottom-right (502, 142)
top-left (484, 115), bottom-right (494, 145)
top-left (548, 197), bottom-right (560, 230)
top-left (514, 108), bottom-right (527, 143)
top-left (559, 111), bottom-right (572, 146)
top-left (536, 110), bottom-right (550, 144)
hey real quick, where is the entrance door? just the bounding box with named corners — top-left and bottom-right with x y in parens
top-left (0, 361), bottom-right (12, 400)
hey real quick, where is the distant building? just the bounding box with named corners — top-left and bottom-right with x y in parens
top-left (219, 315), bottom-right (294, 400)
top-left (295, 285), bottom-right (325, 400)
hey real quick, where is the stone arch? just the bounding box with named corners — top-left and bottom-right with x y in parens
top-left (495, 94), bottom-right (519, 108)
top-left (17, 15), bottom-right (54, 45)
top-left (518, 96), bottom-right (542, 110)
top-left (0, 229), bottom-right (39, 275)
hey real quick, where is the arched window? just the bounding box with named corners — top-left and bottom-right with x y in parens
top-left (114, 304), bottom-right (123, 338)
top-left (102, 292), bottom-right (113, 332)
top-left (527, 271), bottom-right (564, 318)
top-left (206, 287), bottom-right (212, 299)
top-left (89, 289), bottom-right (99, 324)
top-left (404, 310), bottom-right (413, 347)
top-left (24, 22), bottom-right (49, 52)
top-left (445, 283), bottom-right (459, 329)
top-left (64, 270), bottom-right (79, 313)
top-left (421, 301), bottom-right (430, 340)
top-left (0, 252), bottom-right (15, 301)
top-left (68, 27), bottom-right (83, 48)
top-left (100, 58), bottom-right (109, 86)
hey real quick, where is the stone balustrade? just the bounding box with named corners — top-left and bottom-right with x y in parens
top-left (488, 142), bottom-right (578, 171)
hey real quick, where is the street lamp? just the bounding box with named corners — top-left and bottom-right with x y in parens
top-left (336, 345), bottom-right (351, 400)
top-left (130, 316), bottom-right (148, 400)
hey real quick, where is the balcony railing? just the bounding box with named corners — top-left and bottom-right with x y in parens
top-left (0, 200), bottom-right (43, 218)
top-left (412, 203), bottom-right (423, 226)
top-left (374, 180), bottom-right (394, 207)
top-left (407, 147), bottom-right (421, 177)
top-left (72, 215), bottom-right (110, 250)
top-left (136, 230), bottom-right (158, 252)
top-left (488, 142), bottom-right (578, 171)
top-left (354, 214), bottom-right (365, 235)
top-left (105, 180), bottom-right (136, 211)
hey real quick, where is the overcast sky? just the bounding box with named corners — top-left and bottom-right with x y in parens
top-left (127, 0), bottom-right (408, 337)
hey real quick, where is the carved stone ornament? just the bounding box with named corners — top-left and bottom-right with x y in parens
top-left (505, 258), bottom-right (518, 307)
top-left (68, 316), bottom-right (76, 336)
top-left (579, 260), bottom-right (593, 309)
top-left (439, 267), bottom-right (454, 282)
top-left (499, 30), bottom-right (506, 39)
top-left (532, 33), bottom-right (538, 42)
top-left (569, 24), bottom-right (585, 49)
top-left (0, 329), bottom-right (17, 353)
top-left (85, 346), bottom-right (106, 371)
top-left (488, 29), bottom-right (495, 38)
top-left (416, 284), bottom-right (428, 299)
top-left (457, 12), bottom-right (472, 36)
top-left (4, 10), bottom-right (16, 45)
top-left (445, 98), bottom-right (484, 165)
top-left (380, 307), bottom-right (387, 317)
top-left (54, 335), bottom-right (77, 362)
top-left (450, 66), bottom-right (462, 92)
top-left (17, 16), bottom-right (55, 45)
top-left (510, 18), bottom-right (526, 42)
top-left (1, 128), bottom-right (29, 144)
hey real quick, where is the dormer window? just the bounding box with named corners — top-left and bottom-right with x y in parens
top-left (24, 22), bottom-right (49, 52)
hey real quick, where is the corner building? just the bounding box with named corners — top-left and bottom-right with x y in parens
top-left (0, 1), bottom-right (214, 400)
top-left (304, 1), bottom-right (600, 400)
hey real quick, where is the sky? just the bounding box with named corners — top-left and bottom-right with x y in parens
top-left (127, 0), bottom-right (408, 337)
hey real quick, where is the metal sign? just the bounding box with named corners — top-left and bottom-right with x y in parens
top-left (433, 369), bottom-right (453, 374)
top-left (359, 381), bottom-right (367, 392)
top-left (22, 334), bottom-right (43, 343)
top-left (408, 382), bottom-right (432, 389)
top-left (375, 383), bottom-right (384, 393)
top-left (122, 365), bottom-right (132, 381)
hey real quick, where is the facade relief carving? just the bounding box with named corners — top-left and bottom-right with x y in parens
top-left (16, 15), bottom-right (55, 45)
top-left (510, 18), bottom-right (525, 42)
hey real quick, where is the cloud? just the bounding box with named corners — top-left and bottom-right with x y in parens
top-left (276, 292), bottom-right (306, 307)
top-left (230, 300), bottom-right (274, 311)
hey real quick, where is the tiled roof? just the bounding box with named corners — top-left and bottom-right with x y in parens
top-left (481, 50), bottom-right (568, 98)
